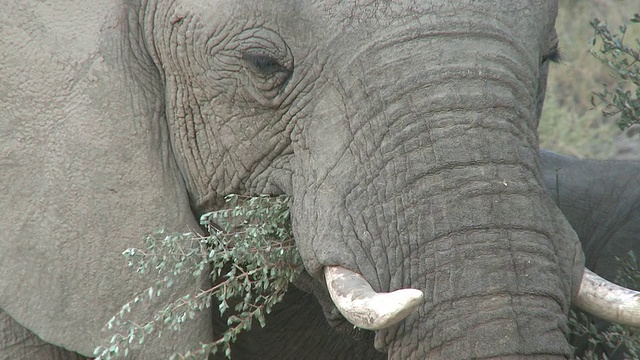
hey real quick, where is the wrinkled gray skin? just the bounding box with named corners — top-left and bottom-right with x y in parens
top-left (541, 150), bottom-right (640, 286)
top-left (1, 1), bottom-right (587, 359)
top-left (541, 149), bottom-right (640, 360)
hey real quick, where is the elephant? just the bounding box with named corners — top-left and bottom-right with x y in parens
top-left (541, 149), bottom-right (640, 359)
top-left (541, 150), bottom-right (640, 288)
top-left (2, 1), bottom-right (640, 359)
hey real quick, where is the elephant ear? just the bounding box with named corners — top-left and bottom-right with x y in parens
top-left (0, 2), bottom-right (212, 357)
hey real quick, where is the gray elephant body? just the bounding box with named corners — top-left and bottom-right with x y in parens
top-left (2, 1), bottom-right (594, 359)
top-left (541, 150), bottom-right (640, 284)
top-left (541, 149), bottom-right (640, 359)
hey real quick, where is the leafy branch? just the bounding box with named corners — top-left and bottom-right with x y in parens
top-left (94, 194), bottom-right (303, 359)
top-left (590, 14), bottom-right (640, 131)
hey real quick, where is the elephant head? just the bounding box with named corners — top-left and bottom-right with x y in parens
top-left (2, 1), bottom-right (639, 359)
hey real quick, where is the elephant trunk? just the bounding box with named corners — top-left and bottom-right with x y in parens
top-left (372, 180), bottom-right (579, 359)
top-left (362, 40), bottom-right (579, 360)
top-left (309, 82), bottom-right (581, 358)
top-left (292, 15), bottom-right (582, 359)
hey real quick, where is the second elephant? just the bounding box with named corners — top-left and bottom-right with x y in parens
top-left (541, 149), bottom-right (640, 286)
top-left (542, 149), bottom-right (640, 359)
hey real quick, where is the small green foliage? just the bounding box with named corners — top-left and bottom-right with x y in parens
top-left (569, 310), bottom-right (640, 360)
top-left (590, 15), bottom-right (640, 132)
top-left (568, 251), bottom-right (640, 359)
top-left (615, 251), bottom-right (640, 290)
top-left (94, 194), bottom-right (302, 359)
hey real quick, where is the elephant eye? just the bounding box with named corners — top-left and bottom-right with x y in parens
top-left (243, 51), bottom-right (292, 77)
top-left (235, 29), bottom-right (294, 105)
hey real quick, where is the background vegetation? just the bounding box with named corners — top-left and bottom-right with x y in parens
top-left (540, 0), bottom-right (640, 158)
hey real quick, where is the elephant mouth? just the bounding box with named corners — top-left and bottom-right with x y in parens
top-left (324, 265), bottom-right (640, 331)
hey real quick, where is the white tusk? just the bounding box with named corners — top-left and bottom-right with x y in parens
top-left (575, 268), bottom-right (640, 327)
top-left (324, 266), bottom-right (424, 330)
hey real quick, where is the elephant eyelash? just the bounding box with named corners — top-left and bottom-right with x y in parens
top-left (542, 47), bottom-right (562, 63)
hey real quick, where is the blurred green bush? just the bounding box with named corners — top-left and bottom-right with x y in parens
top-left (540, 0), bottom-right (640, 158)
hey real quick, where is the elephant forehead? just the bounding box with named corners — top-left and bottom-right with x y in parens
top-left (148, 1), bottom-right (555, 50)
top-left (148, 0), bottom-right (318, 47)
